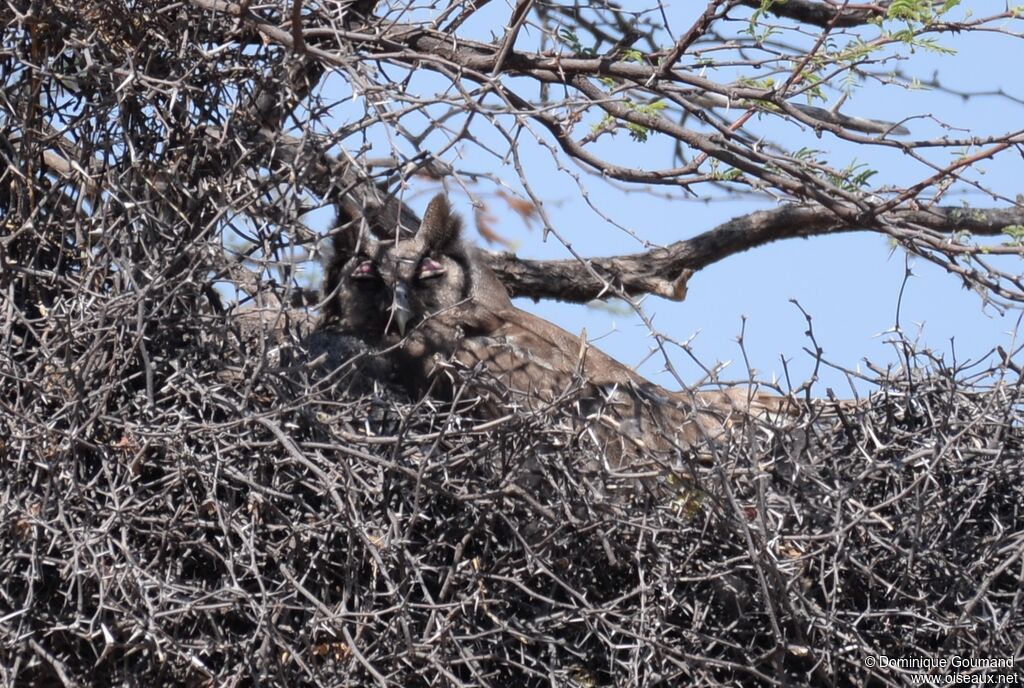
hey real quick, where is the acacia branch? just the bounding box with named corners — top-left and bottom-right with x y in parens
top-left (204, 119), bottom-right (1022, 306)
top-left (737, 0), bottom-right (885, 28)
top-left (486, 205), bottom-right (1024, 303)
top-left (193, 0), bottom-right (911, 145)
top-left (176, 0), bottom-right (1024, 307)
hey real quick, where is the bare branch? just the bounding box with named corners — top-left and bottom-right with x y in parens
top-left (738, 0), bottom-right (886, 28)
top-left (488, 205), bottom-right (1024, 303)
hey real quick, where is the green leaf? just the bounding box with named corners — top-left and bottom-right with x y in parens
top-left (1002, 225), bottom-right (1024, 245)
top-left (828, 159), bottom-right (878, 191)
top-left (626, 122), bottom-right (650, 142)
top-left (887, 0), bottom-right (927, 21)
top-left (558, 27), bottom-right (597, 58)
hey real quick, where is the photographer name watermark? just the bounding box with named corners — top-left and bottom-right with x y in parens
top-left (864, 655), bottom-right (1019, 684)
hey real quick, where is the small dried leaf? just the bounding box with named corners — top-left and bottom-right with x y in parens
top-left (474, 204), bottom-right (516, 248)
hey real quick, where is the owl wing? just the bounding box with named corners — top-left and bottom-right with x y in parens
top-left (452, 304), bottom-right (791, 465)
top-left (452, 304), bottom-right (631, 403)
top-left (449, 305), bottom-right (706, 462)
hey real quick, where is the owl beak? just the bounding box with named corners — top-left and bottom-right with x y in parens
top-left (391, 282), bottom-right (413, 336)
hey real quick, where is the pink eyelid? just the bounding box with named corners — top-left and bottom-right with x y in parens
top-left (417, 257), bottom-right (446, 279)
top-left (351, 259), bottom-right (378, 279)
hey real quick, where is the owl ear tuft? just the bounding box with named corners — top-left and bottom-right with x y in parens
top-left (323, 223), bottom-right (358, 273)
top-left (326, 195), bottom-right (359, 259)
top-left (418, 194), bottom-right (462, 251)
top-left (327, 217), bottom-right (379, 268)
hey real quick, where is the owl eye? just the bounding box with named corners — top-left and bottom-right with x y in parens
top-left (417, 256), bottom-right (446, 280)
top-left (351, 259), bottom-right (379, 280)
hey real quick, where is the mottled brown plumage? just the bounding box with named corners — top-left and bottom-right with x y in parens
top-left (320, 193), bottom-right (786, 464)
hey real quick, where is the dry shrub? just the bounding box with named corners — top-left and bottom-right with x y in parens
top-left (2, 293), bottom-right (1022, 686)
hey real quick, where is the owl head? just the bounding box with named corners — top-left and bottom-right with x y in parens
top-left (321, 194), bottom-right (503, 343)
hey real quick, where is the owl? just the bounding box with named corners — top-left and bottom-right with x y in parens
top-left (319, 193), bottom-right (787, 465)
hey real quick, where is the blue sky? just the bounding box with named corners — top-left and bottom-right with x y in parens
top-left (312, 1), bottom-right (1023, 396)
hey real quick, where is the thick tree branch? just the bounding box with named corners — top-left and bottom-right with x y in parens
top-left (737, 0), bottom-right (885, 28)
top-left (486, 205), bottom-right (1024, 303)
